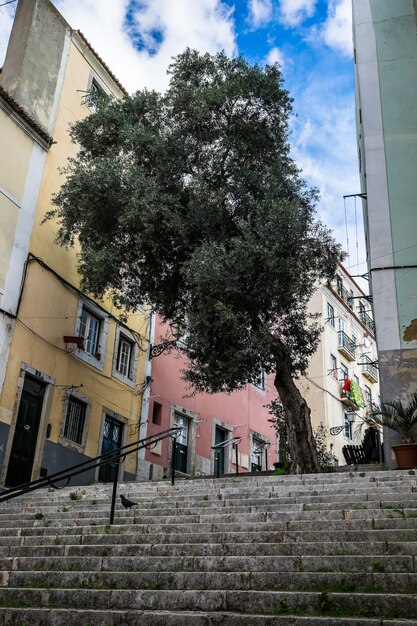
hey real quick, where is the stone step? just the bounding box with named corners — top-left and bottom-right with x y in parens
top-left (2, 471), bottom-right (417, 623)
top-left (2, 608), bottom-right (416, 626)
top-left (0, 588), bottom-right (416, 620)
top-left (14, 527), bottom-right (417, 547)
top-left (4, 553), bottom-right (415, 574)
top-left (4, 497), bottom-right (417, 520)
top-left (4, 570), bottom-right (417, 593)
top-left (6, 539), bottom-right (417, 558)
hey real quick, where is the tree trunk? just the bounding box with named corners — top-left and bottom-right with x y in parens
top-left (274, 355), bottom-right (320, 474)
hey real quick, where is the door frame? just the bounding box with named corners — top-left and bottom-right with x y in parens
top-left (211, 418), bottom-right (233, 475)
top-left (95, 409), bottom-right (128, 483)
top-left (168, 404), bottom-right (197, 476)
top-left (0, 363), bottom-right (54, 485)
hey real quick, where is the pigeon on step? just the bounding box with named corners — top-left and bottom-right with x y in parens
top-left (120, 494), bottom-right (137, 509)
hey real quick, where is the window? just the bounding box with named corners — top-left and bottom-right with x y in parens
top-left (364, 385), bottom-right (372, 409)
top-left (116, 335), bottom-right (133, 378)
top-left (344, 413), bottom-right (352, 439)
top-left (340, 363), bottom-right (348, 382)
top-left (86, 77), bottom-right (107, 112)
top-left (152, 402), bottom-right (162, 425)
top-left (79, 308), bottom-right (100, 356)
top-left (63, 397), bottom-right (86, 445)
top-left (327, 303), bottom-right (335, 327)
top-left (253, 369), bottom-right (265, 390)
top-left (351, 332), bottom-right (357, 347)
top-left (354, 375), bottom-right (359, 386)
top-left (336, 275), bottom-right (343, 296)
top-left (75, 300), bottom-right (108, 371)
top-left (338, 317), bottom-right (346, 334)
top-left (330, 354), bottom-right (338, 380)
top-left (113, 326), bottom-right (137, 385)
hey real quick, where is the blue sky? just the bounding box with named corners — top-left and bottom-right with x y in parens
top-left (0, 0), bottom-right (366, 280)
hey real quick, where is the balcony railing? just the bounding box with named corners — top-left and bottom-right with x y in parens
top-left (337, 285), bottom-right (353, 309)
top-left (338, 331), bottom-right (356, 361)
top-left (359, 310), bottom-right (375, 334)
top-left (362, 355), bottom-right (378, 383)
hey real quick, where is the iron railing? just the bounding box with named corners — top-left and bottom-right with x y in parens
top-left (362, 355), bottom-right (378, 382)
top-left (359, 310), bottom-right (375, 334)
top-left (211, 436), bottom-right (242, 478)
top-left (0, 426), bottom-right (183, 524)
top-left (338, 331), bottom-right (356, 359)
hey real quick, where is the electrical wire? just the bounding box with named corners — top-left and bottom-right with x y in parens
top-left (343, 196), bottom-right (350, 267)
top-left (0, 0), bottom-right (17, 7)
top-left (354, 195), bottom-right (359, 270)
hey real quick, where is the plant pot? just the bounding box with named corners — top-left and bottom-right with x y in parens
top-left (392, 443), bottom-right (417, 469)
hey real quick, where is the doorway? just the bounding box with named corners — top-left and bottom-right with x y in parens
top-left (214, 426), bottom-right (227, 475)
top-left (6, 375), bottom-right (45, 487)
top-left (251, 438), bottom-right (263, 472)
top-left (98, 415), bottom-right (124, 482)
top-left (173, 414), bottom-right (189, 473)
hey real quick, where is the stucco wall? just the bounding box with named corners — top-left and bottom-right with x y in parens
top-left (353, 0), bottom-right (417, 407)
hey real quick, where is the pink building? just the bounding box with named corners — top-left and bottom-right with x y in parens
top-left (138, 315), bottom-right (278, 481)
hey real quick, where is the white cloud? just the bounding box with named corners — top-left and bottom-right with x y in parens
top-left (53, 0), bottom-right (237, 93)
top-left (279, 0), bottom-right (317, 27)
top-left (248, 0), bottom-right (273, 28)
top-left (289, 76), bottom-right (366, 276)
top-left (322, 0), bottom-right (353, 56)
top-left (265, 46), bottom-right (284, 68)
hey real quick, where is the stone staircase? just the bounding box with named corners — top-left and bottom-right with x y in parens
top-left (1, 470), bottom-right (417, 625)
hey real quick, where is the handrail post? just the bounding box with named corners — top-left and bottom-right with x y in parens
top-left (235, 443), bottom-right (239, 475)
top-left (216, 453), bottom-right (220, 479)
top-left (171, 437), bottom-right (177, 486)
top-left (109, 455), bottom-right (119, 525)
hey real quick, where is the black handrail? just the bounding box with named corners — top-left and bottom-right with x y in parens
top-left (0, 426), bottom-right (183, 523)
top-left (211, 436), bottom-right (242, 478)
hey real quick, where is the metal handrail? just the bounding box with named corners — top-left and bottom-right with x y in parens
top-left (211, 436), bottom-right (242, 478)
top-left (0, 426), bottom-right (183, 524)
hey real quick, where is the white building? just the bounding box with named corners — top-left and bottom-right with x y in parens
top-left (298, 264), bottom-right (380, 465)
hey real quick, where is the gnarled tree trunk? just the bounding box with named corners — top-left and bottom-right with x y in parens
top-left (274, 354), bottom-right (319, 474)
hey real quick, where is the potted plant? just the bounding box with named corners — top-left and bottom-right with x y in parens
top-left (364, 392), bottom-right (417, 469)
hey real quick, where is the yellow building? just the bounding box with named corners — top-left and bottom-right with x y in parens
top-left (0, 0), bottom-right (149, 487)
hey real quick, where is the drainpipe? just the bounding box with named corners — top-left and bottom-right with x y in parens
top-left (136, 309), bottom-right (156, 476)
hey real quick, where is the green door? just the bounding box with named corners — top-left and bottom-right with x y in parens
top-left (214, 427), bottom-right (227, 475)
top-left (98, 415), bottom-right (123, 482)
top-left (6, 376), bottom-right (45, 487)
top-left (174, 415), bottom-right (189, 474)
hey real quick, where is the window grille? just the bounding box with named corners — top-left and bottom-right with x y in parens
top-left (63, 397), bottom-right (86, 445)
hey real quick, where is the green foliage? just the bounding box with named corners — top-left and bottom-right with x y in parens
top-left (69, 492), bottom-right (80, 501)
top-left (313, 423), bottom-right (337, 472)
top-left (49, 49), bottom-right (342, 471)
top-left (34, 512), bottom-right (44, 520)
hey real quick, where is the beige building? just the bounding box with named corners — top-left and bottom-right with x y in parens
top-left (298, 264), bottom-right (380, 465)
top-left (0, 0), bottom-right (149, 487)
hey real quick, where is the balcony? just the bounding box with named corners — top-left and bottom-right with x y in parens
top-left (359, 310), bottom-right (375, 334)
top-left (337, 284), bottom-right (353, 309)
top-left (362, 355), bottom-right (378, 383)
top-left (338, 331), bottom-right (356, 361)
top-left (341, 389), bottom-right (360, 410)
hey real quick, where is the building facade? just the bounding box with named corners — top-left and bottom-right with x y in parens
top-left (138, 315), bottom-right (278, 481)
top-left (352, 1), bottom-right (417, 463)
top-left (297, 265), bottom-right (380, 465)
top-left (0, 0), bottom-right (149, 486)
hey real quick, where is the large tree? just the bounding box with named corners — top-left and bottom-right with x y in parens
top-left (50, 49), bottom-right (342, 473)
